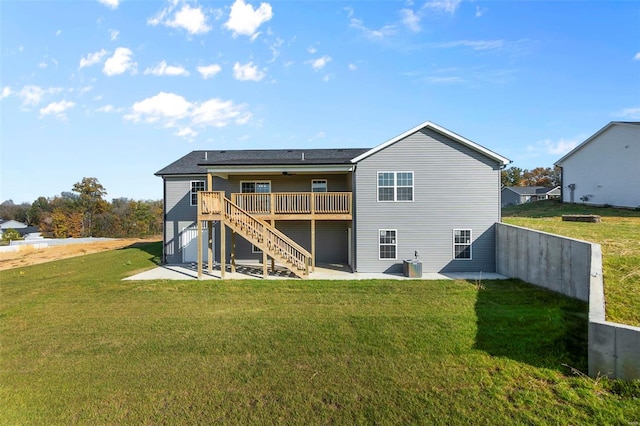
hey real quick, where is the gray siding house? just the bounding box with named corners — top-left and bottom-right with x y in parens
top-left (156, 121), bottom-right (511, 277)
top-left (501, 186), bottom-right (561, 207)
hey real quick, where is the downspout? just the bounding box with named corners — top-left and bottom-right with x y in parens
top-left (351, 164), bottom-right (357, 272)
top-left (162, 176), bottom-right (167, 264)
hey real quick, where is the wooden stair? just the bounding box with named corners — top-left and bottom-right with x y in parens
top-left (221, 195), bottom-right (311, 278)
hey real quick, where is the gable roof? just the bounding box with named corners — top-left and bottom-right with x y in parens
top-left (502, 186), bottom-right (560, 196)
top-left (351, 121), bottom-right (511, 166)
top-left (554, 121), bottom-right (640, 166)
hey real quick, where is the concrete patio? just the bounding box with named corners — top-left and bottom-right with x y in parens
top-left (124, 262), bottom-right (507, 281)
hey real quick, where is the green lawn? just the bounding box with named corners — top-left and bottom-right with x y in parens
top-left (503, 199), bottom-right (640, 327)
top-left (1, 242), bottom-right (639, 424)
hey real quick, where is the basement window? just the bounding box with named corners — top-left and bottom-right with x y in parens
top-left (453, 229), bottom-right (472, 260)
top-left (379, 229), bottom-right (397, 260)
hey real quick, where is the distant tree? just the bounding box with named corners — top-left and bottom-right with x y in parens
top-left (1, 228), bottom-right (22, 242)
top-left (72, 177), bottom-right (108, 237)
top-left (40, 208), bottom-right (83, 238)
top-left (501, 167), bottom-right (523, 186)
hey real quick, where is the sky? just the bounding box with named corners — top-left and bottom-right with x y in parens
top-left (1, 0), bottom-right (639, 204)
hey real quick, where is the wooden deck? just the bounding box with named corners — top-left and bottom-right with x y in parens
top-left (198, 191), bottom-right (352, 220)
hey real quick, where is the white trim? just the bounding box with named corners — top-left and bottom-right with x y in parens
top-left (252, 244), bottom-right (262, 253)
top-left (453, 229), bottom-right (472, 261)
top-left (190, 180), bottom-right (206, 206)
top-left (352, 121), bottom-right (511, 166)
top-left (377, 171), bottom-right (414, 202)
top-left (378, 229), bottom-right (397, 260)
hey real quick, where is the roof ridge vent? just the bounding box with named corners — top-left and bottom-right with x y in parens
top-left (204, 151), bottom-right (208, 161)
top-left (302, 152), bottom-right (305, 161)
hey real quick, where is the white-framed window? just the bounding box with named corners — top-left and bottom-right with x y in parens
top-left (252, 244), bottom-right (262, 253)
top-left (377, 172), bottom-right (413, 202)
top-left (240, 181), bottom-right (271, 193)
top-left (453, 229), bottom-right (472, 260)
top-left (311, 179), bottom-right (327, 192)
top-left (190, 180), bottom-right (205, 206)
top-left (379, 229), bottom-right (397, 260)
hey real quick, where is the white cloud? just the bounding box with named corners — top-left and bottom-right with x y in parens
top-left (268, 38), bottom-right (283, 63)
top-left (431, 40), bottom-right (504, 51)
top-left (149, 3), bottom-right (211, 35)
top-left (38, 62), bottom-right (48, 68)
top-left (400, 9), bottom-right (421, 32)
top-left (349, 18), bottom-right (396, 40)
top-left (197, 64), bottom-right (222, 79)
top-left (144, 60), bottom-right (190, 76)
top-left (98, 0), bottom-right (119, 9)
top-left (528, 137), bottom-right (582, 156)
top-left (224, 0), bottom-right (273, 38)
top-left (1, 86), bottom-right (12, 98)
top-left (109, 29), bottom-right (120, 41)
top-left (233, 61), bottom-right (265, 81)
top-left (176, 127), bottom-right (197, 138)
top-left (475, 6), bottom-right (488, 17)
top-left (55, 29), bottom-right (62, 36)
top-left (79, 49), bottom-right (108, 68)
top-left (307, 46), bottom-right (317, 54)
top-left (18, 85), bottom-right (62, 107)
top-left (124, 91), bottom-right (251, 137)
top-left (634, 52), bottom-right (640, 61)
top-left (39, 100), bottom-right (75, 119)
top-left (307, 55), bottom-right (331, 71)
top-left (191, 98), bottom-right (250, 127)
top-left (348, 63), bottom-right (357, 71)
top-left (616, 107), bottom-right (640, 119)
top-left (423, 0), bottom-right (461, 14)
top-left (97, 104), bottom-right (115, 112)
top-left (103, 47), bottom-right (136, 76)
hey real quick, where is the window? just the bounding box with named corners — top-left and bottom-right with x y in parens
top-left (453, 229), bottom-right (472, 260)
top-left (311, 179), bottom-right (327, 192)
top-left (377, 172), bottom-right (413, 202)
top-left (379, 229), bottom-right (397, 259)
top-left (190, 180), bottom-right (205, 206)
top-left (241, 181), bottom-right (271, 193)
top-left (252, 244), bottom-right (262, 253)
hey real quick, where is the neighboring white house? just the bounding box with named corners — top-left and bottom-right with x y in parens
top-left (554, 121), bottom-right (640, 208)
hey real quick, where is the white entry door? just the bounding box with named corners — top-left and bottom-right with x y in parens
top-left (181, 224), bottom-right (214, 263)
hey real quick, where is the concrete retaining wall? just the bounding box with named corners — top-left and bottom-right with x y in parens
top-left (496, 222), bottom-right (640, 380)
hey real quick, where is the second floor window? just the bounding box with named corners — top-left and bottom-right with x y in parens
top-left (378, 172), bottom-right (413, 202)
top-left (190, 180), bottom-right (205, 206)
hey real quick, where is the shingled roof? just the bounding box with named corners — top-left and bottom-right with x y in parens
top-left (155, 148), bottom-right (369, 176)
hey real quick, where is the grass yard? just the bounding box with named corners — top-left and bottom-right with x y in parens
top-left (503, 199), bottom-right (640, 327)
top-left (1, 242), bottom-right (639, 424)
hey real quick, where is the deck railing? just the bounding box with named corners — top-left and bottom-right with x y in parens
top-left (230, 192), bottom-right (352, 216)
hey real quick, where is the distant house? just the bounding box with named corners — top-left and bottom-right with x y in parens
top-left (156, 121), bottom-right (511, 278)
top-left (0, 220), bottom-right (39, 239)
top-left (501, 186), bottom-right (561, 207)
top-left (555, 122), bottom-right (640, 208)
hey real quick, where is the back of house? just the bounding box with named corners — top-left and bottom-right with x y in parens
top-left (156, 121), bottom-right (510, 275)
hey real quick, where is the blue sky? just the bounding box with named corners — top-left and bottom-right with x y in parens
top-left (1, 0), bottom-right (639, 204)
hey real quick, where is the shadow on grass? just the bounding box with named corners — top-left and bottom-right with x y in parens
top-left (118, 240), bottom-right (163, 266)
top-left (473, 279), bottom-right (589, 373)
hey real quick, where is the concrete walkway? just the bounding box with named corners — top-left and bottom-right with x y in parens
top-left (124, 263), bottom-right (507, 281)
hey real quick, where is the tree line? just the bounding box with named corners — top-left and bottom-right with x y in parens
top-left (501, 166), bottom-right (561, 187)
top-left (0, 177), bottom-right (162, 239)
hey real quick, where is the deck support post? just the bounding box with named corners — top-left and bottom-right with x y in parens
top-left (270, 220), bottom-right (276, 273)
top-left (220, 219), bottom-right (226, 279)
top-left (231, 230), bottom-right (236, 274)
top-left (311, 219), bottom-right (316, 272)
top-left (263, 250), bottom-right (268, 278)
top-left (197, 219), bottom-right (203, 279)
top-left (207, 221), bottom-right (213, 274)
